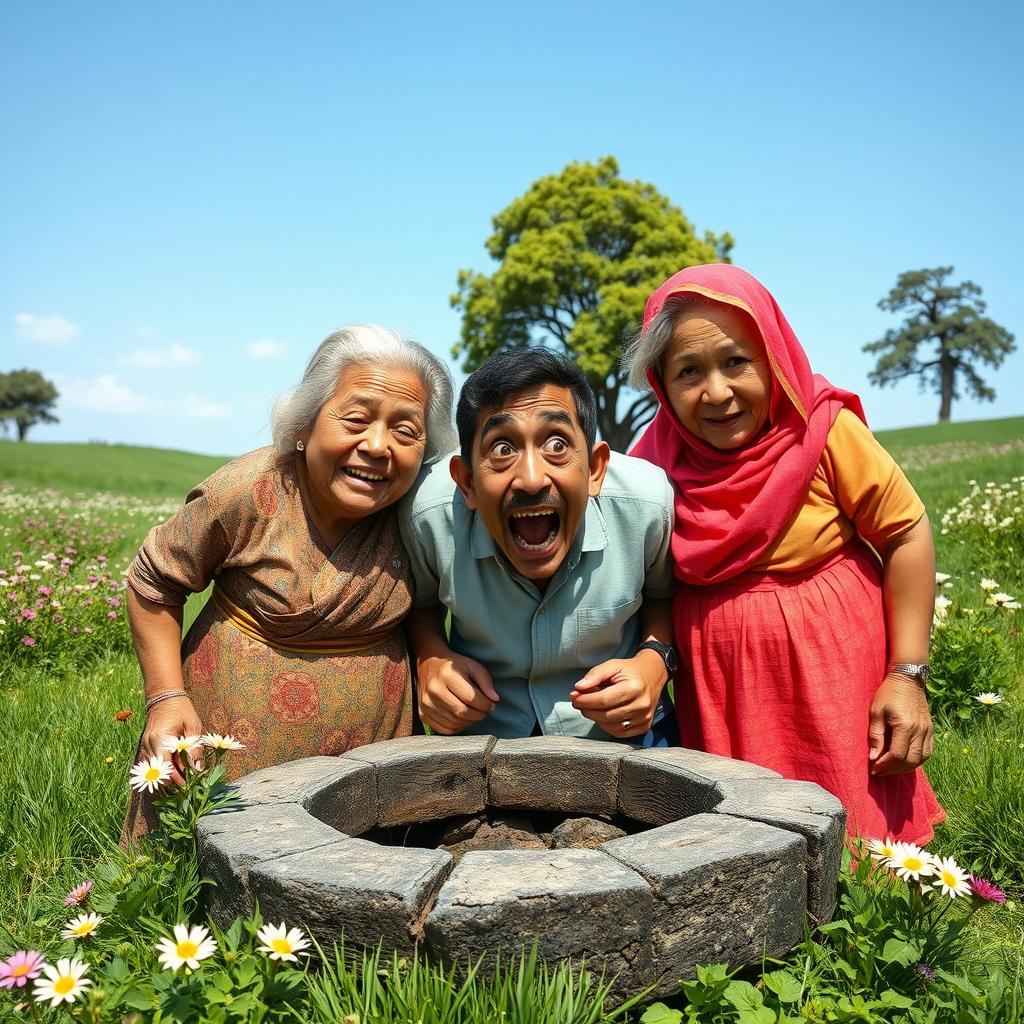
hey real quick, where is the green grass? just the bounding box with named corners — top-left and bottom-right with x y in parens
top-left (1, 419), bottom-right (1023, 1015)
top-left (0, 439), bottom-right (231, 498)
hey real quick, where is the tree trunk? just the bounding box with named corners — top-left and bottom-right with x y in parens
top-left (16, 420), bottom-right (28, 441)
top-left (938, 351), bottom-right (955, 423)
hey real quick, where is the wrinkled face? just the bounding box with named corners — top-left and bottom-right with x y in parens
top-left (451, 384), bottom-right (609, 584)
top-left (300, 362), bottom-right (428, 529)
top-left (660, 303), bottom-right (773, 450)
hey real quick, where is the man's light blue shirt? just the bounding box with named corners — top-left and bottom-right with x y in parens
top-left (398, 452), bottom-right (675, 740)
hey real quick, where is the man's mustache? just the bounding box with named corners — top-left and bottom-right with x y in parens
top-left (503, 492), bottom-right (562, 516)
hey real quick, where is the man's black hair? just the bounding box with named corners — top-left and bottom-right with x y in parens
top-left (456, 348), bottom-right (599, 462)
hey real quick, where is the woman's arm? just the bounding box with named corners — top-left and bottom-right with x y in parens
top-left (127, 588), bottom-right (204, 784)
top-left (869, 513), bottom-right (936, 775)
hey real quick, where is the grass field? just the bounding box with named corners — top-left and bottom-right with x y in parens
top-left (1, 419), bottom-right (1022, 1019)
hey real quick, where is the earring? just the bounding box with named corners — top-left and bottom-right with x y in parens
top-left (295, 440), bottom-right (305, 452)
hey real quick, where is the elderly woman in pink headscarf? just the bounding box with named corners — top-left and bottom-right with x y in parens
top-left (627, 264), bottom-right (943, 844)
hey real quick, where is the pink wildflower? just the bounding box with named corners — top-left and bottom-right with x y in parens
top-left (21, 637), bottom-right (36, 647)
top-left (38, 586), bottom-right (53, 597)
top-left (86, 576), bottom-right (97, 584)
top-left (7, 593), bottom-right (17, 601)
top-left (53, 613), bottom-right (63, 624)
top-left (34, 599), bottom-right (45, 610)
top-left (83, 627), bottom-right (93, 634)
top-left (107, 611), bottom-right (117, 620)
top-left (0, 950), bottom-right (45, 988)
top-left (11, 551), bottom-right (22, 560)
top-left (969, 876), bottom-right (1006, 904)
top-left (21, 608), bottom-right (37, 620)
top-left (83, 599), bottom-right (93, 607)
top-left (71, 626), bottom-right (79, 634)
top-left (108, 597), bottom-right (121, 608)
top-left (64, 880), bottom-right (94, 906)
top-left (97, 555), bottom-right (107, 563)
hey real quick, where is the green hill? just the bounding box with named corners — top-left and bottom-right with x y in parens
top-left (0, 440), bottom-right (232, 498)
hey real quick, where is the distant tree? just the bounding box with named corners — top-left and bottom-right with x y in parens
top-left (864, 268), bottom-right (1015, 423)
top-left (0, 369), bottom-right (60, 440)
top-left (451, 156), bottom-right (733, 451)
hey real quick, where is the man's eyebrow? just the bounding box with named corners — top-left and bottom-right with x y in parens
top-left (539, 409), bottom-right (574, 429)
top-left (479, 411), bottom-right (516, 439)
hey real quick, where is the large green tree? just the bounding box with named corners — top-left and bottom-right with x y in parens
top-left (0, 368), bottom-right (60, 440)
top-left (864, 267), bottom-right (1015, 423)
top-left (451, 156), bottom-right (732, 451)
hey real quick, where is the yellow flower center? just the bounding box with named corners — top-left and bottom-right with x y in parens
top-left (12, 964), bottom-right (30, 978)
top-left (177, 940), bottom-right (199, 958)
top-left (941, 870), bottom-right (957, 886)
top-left (904, 857), bottom-right (923, 872)
top-left (271, 938), bottom-right (292, 954)
top-left (54, 977), bottom-right (75, 995)
top-left (74, 923), bottom-right (95, 935)
top-left (145, 766), bottom-right (161, 782)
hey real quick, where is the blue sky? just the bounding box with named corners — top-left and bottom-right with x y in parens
top-left (2, 0), bottom-right (1021, 457)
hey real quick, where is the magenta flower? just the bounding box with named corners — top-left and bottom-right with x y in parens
top-left (86, 576), bottom-right (97, 584)
top-left (108, 597), bottom-right (121, 608)
top-left (21, 637), bottom-right (36, 647)
top-left (11, 551), bottom-right (22, 560)
top-left (37, 586), bottom-right (53, 597)
top-left (0, 950), bottom-right (44, 988)
top-left (916, 962), bottom-right (936, 982)
top-left (21, 608), bottom-right (37, 620)
top-left (97, 555), bottom-right (107, 563)
top-left (107, 611), bottom-right (117, 620)
top-left (64, 880), bottom-right (94, 906)
top-left (969, 876), bottom-right (1006, 904)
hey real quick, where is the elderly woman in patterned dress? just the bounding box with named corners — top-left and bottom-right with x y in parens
top-left (125, 325), bottom-right (455, 809)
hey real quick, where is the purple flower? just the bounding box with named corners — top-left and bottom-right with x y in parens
top-left (53, 613), bottom-right (63, 624)
top-left (917, 962), bottom-right (936, 982)
top-left (107, 611), bottom-right (117, 620)
top-left (21, 608), bottom-right (37, 620)
top-left (38, 586), bottom-right (53, 597)
top-left (21, 637), bottom-right (36, 647)
top-left (97, 555), bottom-right (107, 563)
top-left (64, 880), bottom-right (94, 906)
top-left (108, 597), bottom-right (121, 608)
top-left (11, 551), bottom-right (22, 561)
top-left (969, 875), bottom-right (1006, 904)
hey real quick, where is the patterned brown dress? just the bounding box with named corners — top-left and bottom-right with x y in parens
top-left (127, 447), bottom-right (414, 782)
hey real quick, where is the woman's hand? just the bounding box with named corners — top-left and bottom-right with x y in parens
top-left (868, 672), bottom-right (934, 776)
top-left (140, 695), bottom-right (205, 786)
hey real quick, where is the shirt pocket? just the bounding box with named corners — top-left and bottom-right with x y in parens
top-left (575, 596), bottom-right (643, 667)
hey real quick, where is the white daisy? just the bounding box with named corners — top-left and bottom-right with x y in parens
top-left (931, 856), bottom-right (971, 898)
top-left (866, 837), bottom-right (898, 863)
top-left (200, 733), bottom-right (245, 751)
top-left (256, 922), bottom-right (311, 962)
top-left (162, 735), bottom-right (203, 754)
top-left (933, 595), bottom-right (952, 626)
top-left (60, 913), bottom-right (103, 940)
top-left (887, 842), bottom-right (935, 882)
top-left (975, 692), bottom-right (1004, 706)
top-left (979, 578), bottom-right (999, 592)
top-left (935, 572), bottom-right (952, 585)
top-left (156, 924), bottom-right (218, 971)
top-left (129, 755), bottom-right (173, 793)
top-left (33, 958), bottom-right (91, 1007)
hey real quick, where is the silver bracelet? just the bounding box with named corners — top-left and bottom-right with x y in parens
top-left (145, 690), bottom-right (189, 713)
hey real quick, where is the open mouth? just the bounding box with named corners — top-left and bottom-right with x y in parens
top-left (508, 509), bottom-right (560, 553)
top-left (705, 411), bottom-right (743, 428)
top-left (341, 466), bottom-right (387, 484)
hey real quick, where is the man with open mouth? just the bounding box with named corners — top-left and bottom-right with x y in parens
top-left (400, 348), bottom-right (678, 744)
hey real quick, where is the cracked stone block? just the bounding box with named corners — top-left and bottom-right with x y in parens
top-left (230, 756), bottom-right (377, 836)
top-left (487, 737), bottom-right (629, 815)
top-left (550, 817), bottom-right (626, 849)
top-left (618, 747), bottom-right (781, 826)
top-left (341, 735), bottom-right (494, 827)
top-left (602, 813), bottom-right (805, 996)
top-left (713, 778), bottom-right (846, 923)
top-left (197, 804), bottom-right (345, 927)
top-left (425, 849), bottom-right (653, 998)
top-left (250, 838), bottom-right (453, 957)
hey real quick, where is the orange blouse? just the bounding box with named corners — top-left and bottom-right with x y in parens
top-left (755, 410), bottom-right (925, 572)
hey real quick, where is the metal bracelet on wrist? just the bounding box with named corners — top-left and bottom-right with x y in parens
top-left (145, 690), bottom-right (189, 713)
top-left (886, 662), bottom-right (929, 687)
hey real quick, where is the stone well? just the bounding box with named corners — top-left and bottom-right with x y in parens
top-left (197, 735), bottom-right (845, 998)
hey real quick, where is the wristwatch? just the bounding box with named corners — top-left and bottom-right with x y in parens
top-left (887, 662), bottom-right (929, 687)
top-left (637, 640), bottom-right (679, 677)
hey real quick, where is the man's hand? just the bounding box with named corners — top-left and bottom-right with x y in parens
top-left (868, 672), bottom-right (934, 776)
top-left (416, 652), bottom-right (500, 735)
top-left (570, 649), bottom-right (666, 738)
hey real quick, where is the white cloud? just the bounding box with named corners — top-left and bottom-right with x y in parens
top-left (57, 374), bottom-right (150, 414)
top-left (119, 342), bottom-right (202, 368)
top-left (14, 312), bottom-right (80, 345)
top-left (54, 374), bottom-right (231, 420)
top-left (246, 338), bottom-right (287, 360)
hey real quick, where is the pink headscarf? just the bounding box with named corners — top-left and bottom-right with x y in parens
top-left (630, 264), bottom-right (865, 585)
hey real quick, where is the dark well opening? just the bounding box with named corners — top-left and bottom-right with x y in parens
top-left (363, 809), bottom-right (651, 863)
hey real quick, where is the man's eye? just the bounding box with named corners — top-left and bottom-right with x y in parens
top-left (491, 442), bottom-right (515, 458)
top-left (546, 437), bottom-right (568, 454)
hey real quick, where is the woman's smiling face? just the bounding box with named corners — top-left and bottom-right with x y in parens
top-left (660, 303), bottom-right (773, 451)
top-left (300, 362), bottom-right (428, 536)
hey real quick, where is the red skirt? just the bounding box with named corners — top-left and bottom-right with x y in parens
top-left (673, 544), bottom-right (945, 844)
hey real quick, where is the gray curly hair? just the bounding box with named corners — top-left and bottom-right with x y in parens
top-left (622, 295), bottom-right (714, 390)
top-left (271, 325), bottom-right (456, 462)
